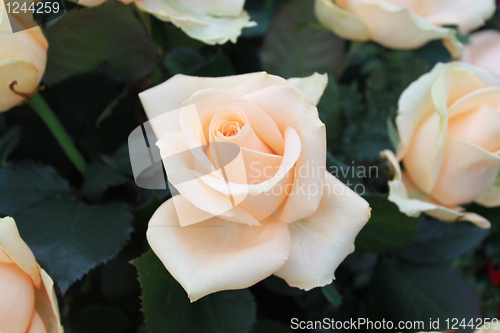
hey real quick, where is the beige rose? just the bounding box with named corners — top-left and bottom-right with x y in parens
top-left (463, 30), bottom-right (500, 75)
top-left (0, 2), bottom-right (48, 112)
top-left (315, 0), bottom-right (496, 58)
top-left (382, 62), bottom-right (500, 228)
top-left (76, 0), bottom-right (256, 45)
top-left (139, 72), bottom-right (371, 301)
top-left (0, 217), bottom-right (62, 333)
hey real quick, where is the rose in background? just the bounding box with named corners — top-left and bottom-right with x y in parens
top-left (0, 217), bottom-right (62, 333)
top-left (315, 0), bottom-right (496, 58)
top-left (463, 29), bottom-right (500, 75)
top-left (139, 72), bottom-right (371, 301)
top-left (0, 1), bottom-right (47, 112)
top-left (382, 62), bottom-right (500, 228)
top-left (76, 0), bottom-right (256, 45)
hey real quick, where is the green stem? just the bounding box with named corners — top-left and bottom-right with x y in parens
top-left (336, 41), bottom-right (364, 78)
top-left (28, 94), bottom-right (87, 175)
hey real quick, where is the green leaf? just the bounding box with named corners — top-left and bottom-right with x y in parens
top-left (371, 258), bottom-right (481, 332)
top-left (44, 2), bottom-right (158, 85)
top-left (133, 250), bottom-right (190, 333)
top-left (14, 196), bottom-right (133, 292)
top-left (69, 304), bottom-right (133, 333)
top-left (322, 283), bottom-right (342, 307)
top-left (96, 87), bottom-right (129, 128)
top-left (395, 215), bottom-right (490, 265)
top-left (164, 48), bottom-right (234, 77)
top-left (164, 47), bottom-right (205, 75)
top-left (134, 251), bottom-right (257, 333)
top-left (261, 0), bottom-right (345, 78)
top-left (0, 126), bottom-right (22, 166)
top-left (386, 115), bottom-right (400, 150)
top-left (188, 50), bottom-right (235, 77)
top-left (101, 143), bottom-right (133, 176)
top-left (355, 195), bottom-right (419, 253)
top-left (0, 163), bottom-right (72, 216)
top-left (42, 74), bottom-right (137, 157)
top-left (317, 74), bottom-right (344, 147)
top-left (184, 289), bottom-right (257, 333)
top-left (82, 162), bottom-right (129, 201)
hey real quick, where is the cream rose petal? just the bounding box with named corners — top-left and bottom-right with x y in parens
top-left (140, 72), bottom-right (300, 141)
top-left (147, 197), bottom-right (291, 302)
top-left (476, 171), bottom-right (500, 207)
top-left (157, 130), bottom-right (260, 226)
top-left (401, 64), bottom-right (487, 193)
top-left (242, 85), bottom-right (326, 223)
top-left (36, 269), bottom-right (63, 333)
top-left (382, 150), bottom-right (491, 229)
top-left (353, 2), bottom-right (462, 57)
top-left (314, 0), bottom-right (371, 41)
top-left (274, 172), bottom-right (370, 290)
top-left (396, 63), bottom-right (449, 159)
top-left (287, 72), bottom-right (328, 106)
top-left (133, 0), bottom-right (255, 45)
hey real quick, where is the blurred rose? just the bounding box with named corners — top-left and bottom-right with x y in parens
top-left (0, 1), bottom-right (48, 112)
top-left (139, 72), bottom-right (371, 301)
top-left (315, 0), bottom-right (496, 58)
top-left (463, 30), bottom-right (500, 75)
top-left (382, 62), bottom-right (500, 228)
top-left (0, 217), bottom-right (62, 333)
top-left (77, 0), bottom-right (256, 45)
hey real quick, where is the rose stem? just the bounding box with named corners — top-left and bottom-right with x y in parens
top-left (27, 94), bottom-right (88, 175)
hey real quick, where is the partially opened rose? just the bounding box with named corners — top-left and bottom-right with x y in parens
top-left (0, 217), bottom-right (63, 333)
top-left (139, 72), bottom-right (371, 301)
top-left (315, 0), bottom-right (496, 58)
top-left (0, 1), bottom-right (48, 112)
top-left (463, 30), bottom-right (500, 75)
top-left (77, 0), bottom-right (256, 45)
top-left (382, 62), bottom-right (500, 228)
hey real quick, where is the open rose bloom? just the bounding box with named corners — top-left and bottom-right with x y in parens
top-left (0, 217), bottom-right (62, 333)
top-left (139, 72), bottom-right (371, 301)
top-left (382, 62), bottom-right (500, 228)
top-left (315, 0), bottom-right (496, 57)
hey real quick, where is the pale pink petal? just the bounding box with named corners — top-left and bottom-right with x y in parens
top-left (382, 149), bottom-right (492, 228)
top-left (463, 30), bottom-right (500, 76)
top-left (429, 136), bottom-right (500, 206)
top-left (0, 263), bottom-right (35, 333)
top-left (426, 0), bottom-right (495, 33)
top-left (448, 102), bottom-right (500, 153)
top-left (26, 310), bottom-right (47, 333)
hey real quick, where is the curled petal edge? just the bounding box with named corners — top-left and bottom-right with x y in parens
top-left (381, 150), bottom-right (491, 229)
